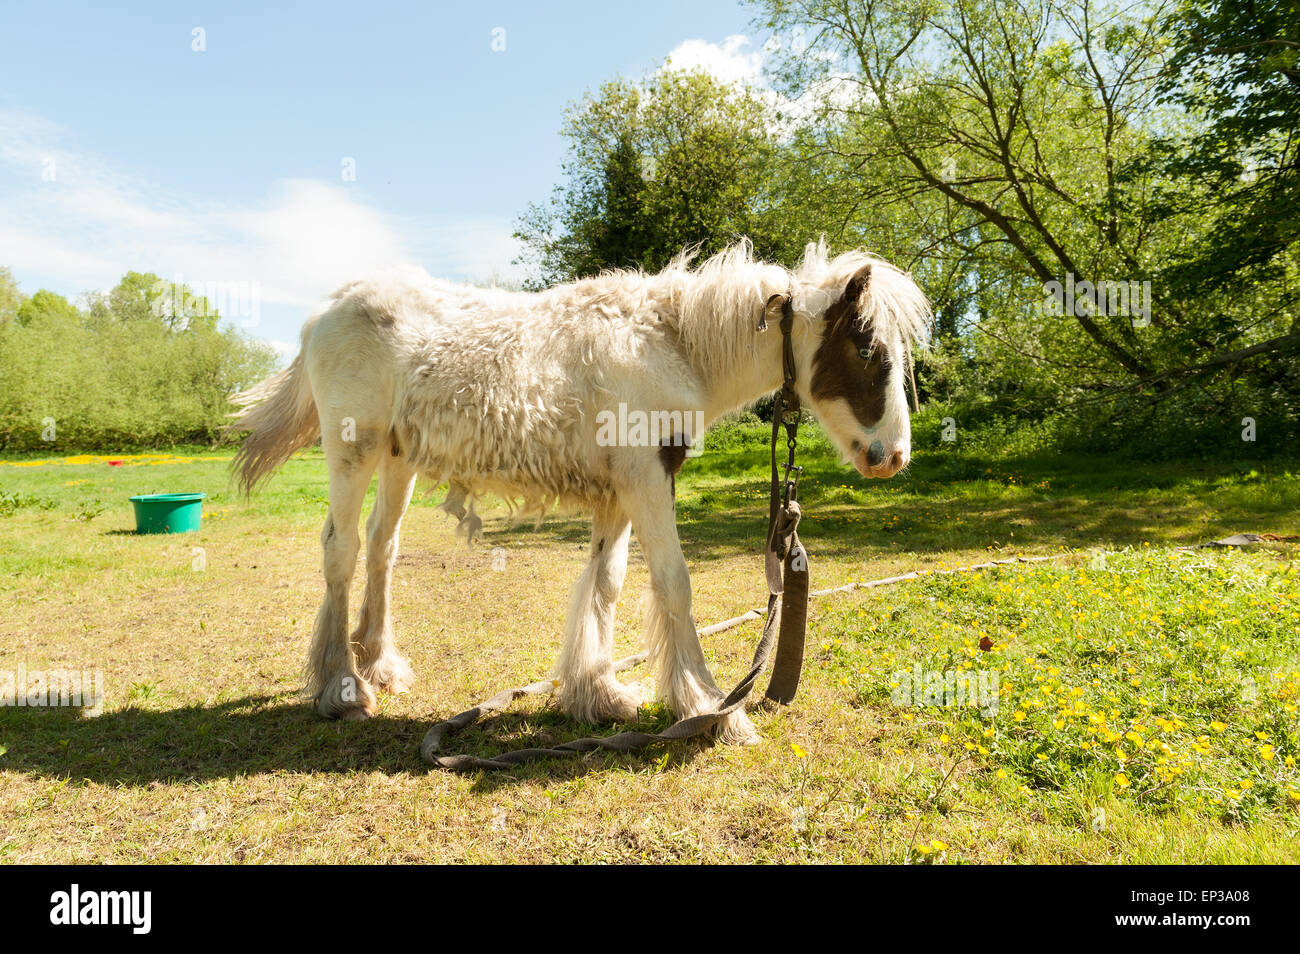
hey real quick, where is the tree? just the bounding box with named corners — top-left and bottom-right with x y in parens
top-left (0, 267), bottom-right (23, 325)
top-left (515, 130), bottom-right (650, 284)
top-left (0, 269), bottom-right (275, 450)
top-left (754, 0), bottom-right (1299, 446)
top-left (515, 69), bottom-right (801, 286)
top-left (1146, 0), bottom-right (1300, 295)
top-left (16, 288), bottom-right (80, 327)
top-left (760, 0), bottom-right (1180, 372)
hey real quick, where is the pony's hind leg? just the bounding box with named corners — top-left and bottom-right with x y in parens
top-left (352, 450), bottom-right (417, 694)
top-left (553, 499), bottom-right (642, 723)
top-left (307, 428), bottom-right (383, 720)
top-left (620, 478), bottom-right (759, 745)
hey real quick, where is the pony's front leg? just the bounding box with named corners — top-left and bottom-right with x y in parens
top-left (352, 452), bottom-right (417, 694)
top-left (619, 474), bottom-right (759, 745)
top-left (552, 499), bottom-right (642, 723)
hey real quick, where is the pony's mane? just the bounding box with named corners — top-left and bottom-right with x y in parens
top-left (547, 238), bottom-right (930, 380)
top-left (793, 238), bottom-right (932, 354)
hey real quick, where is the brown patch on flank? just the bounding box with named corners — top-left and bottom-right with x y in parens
top-left (659, 439), bottom-right (687, 478)
top-left (339, 429), bottom-right (379, 468)
top-left (811, 264), bottom-right (888, 429)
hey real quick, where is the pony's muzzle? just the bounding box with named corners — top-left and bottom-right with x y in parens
top-left (853, 441), bottom-right (907, 478)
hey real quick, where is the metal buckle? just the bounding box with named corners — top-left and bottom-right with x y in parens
top-left (782, 463), bottom-right (802, 506)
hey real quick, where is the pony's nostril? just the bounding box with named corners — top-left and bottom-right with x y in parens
top-left (866, 440), bottom-right (885, 467)
top-left (888, 450), bottom-right (905, 472)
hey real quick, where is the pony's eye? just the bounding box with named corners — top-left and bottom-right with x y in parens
top-left (858, 347), bottom-right (871, 360)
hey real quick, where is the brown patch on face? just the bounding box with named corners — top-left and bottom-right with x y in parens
top-left (811, 264), bottom-right (889, 429)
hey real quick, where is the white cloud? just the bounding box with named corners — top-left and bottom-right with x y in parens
top-left (0, 108), bottom-right (525, 339)
top-left (400, 213), bottom-right (528, 287)
top-left (655, 35), bottom-right (860, 135)
top-left (661, 35), bottom-right (766, 87)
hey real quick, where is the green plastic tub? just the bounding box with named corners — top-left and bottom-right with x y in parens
top-left (129, 492), bottom-right (205, 534)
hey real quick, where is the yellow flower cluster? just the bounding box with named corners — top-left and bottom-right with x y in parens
top-left (0, 453), bottom-right (233, 468)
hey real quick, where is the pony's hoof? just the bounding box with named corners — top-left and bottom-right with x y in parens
top-left (712, 708), bottom-right (761, 746)
top-left (560, 675), bottom-right (642, 724)
top-left (667, 678), bottom-right (760, 744)
top-left (596, 678), bottom-right (643, 722)
top-left (363, 654), bottom-right (415, 695)
top-left (315, 672), bottom-right (377, 720)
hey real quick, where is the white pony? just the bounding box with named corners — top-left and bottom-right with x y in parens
top-left (232, 239), bottom-right (929, 744)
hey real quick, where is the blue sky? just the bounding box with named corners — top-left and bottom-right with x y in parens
top-left (0, 1), bottom-right (770, 353)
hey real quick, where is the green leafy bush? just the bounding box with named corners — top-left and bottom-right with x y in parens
top-left (0, 271), bottom-right (276, 451)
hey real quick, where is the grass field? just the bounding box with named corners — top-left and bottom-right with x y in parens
top-left (1, 424), bottom-right (1298, 863)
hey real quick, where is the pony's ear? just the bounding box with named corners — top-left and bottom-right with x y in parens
top-left (824, 264), bottom-right (873, 335)
top-left (759, 293), bottom-right (788, 331)
top-left (844, 264), bottom-right (872, 303)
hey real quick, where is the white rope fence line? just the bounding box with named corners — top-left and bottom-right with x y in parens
top-left (692, 533), bottom-right (1267, 641)
top-left (698, 553), bottom-right (1064, 638)
top-left (556, 554), bottom-right (1068, 688)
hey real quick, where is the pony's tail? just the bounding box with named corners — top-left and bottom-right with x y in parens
top-left (228, 319), bottom-right (321, 496)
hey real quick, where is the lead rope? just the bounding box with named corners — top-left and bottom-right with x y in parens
top-left (422, 295), bottom-right (810, 771)
top-left (763, 296), bottom-right (809, 704)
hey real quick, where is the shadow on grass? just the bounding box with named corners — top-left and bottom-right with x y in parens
top-left (0, 694), bottom-right (707, 788)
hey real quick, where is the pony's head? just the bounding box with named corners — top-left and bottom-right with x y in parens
top-left (775, 244), bottom-right (931, 479)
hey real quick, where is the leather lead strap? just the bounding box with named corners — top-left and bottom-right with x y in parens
top-left (762, 296), bottom-right (809, 704)
top-left (422, 295), bottom-right (810, 770)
